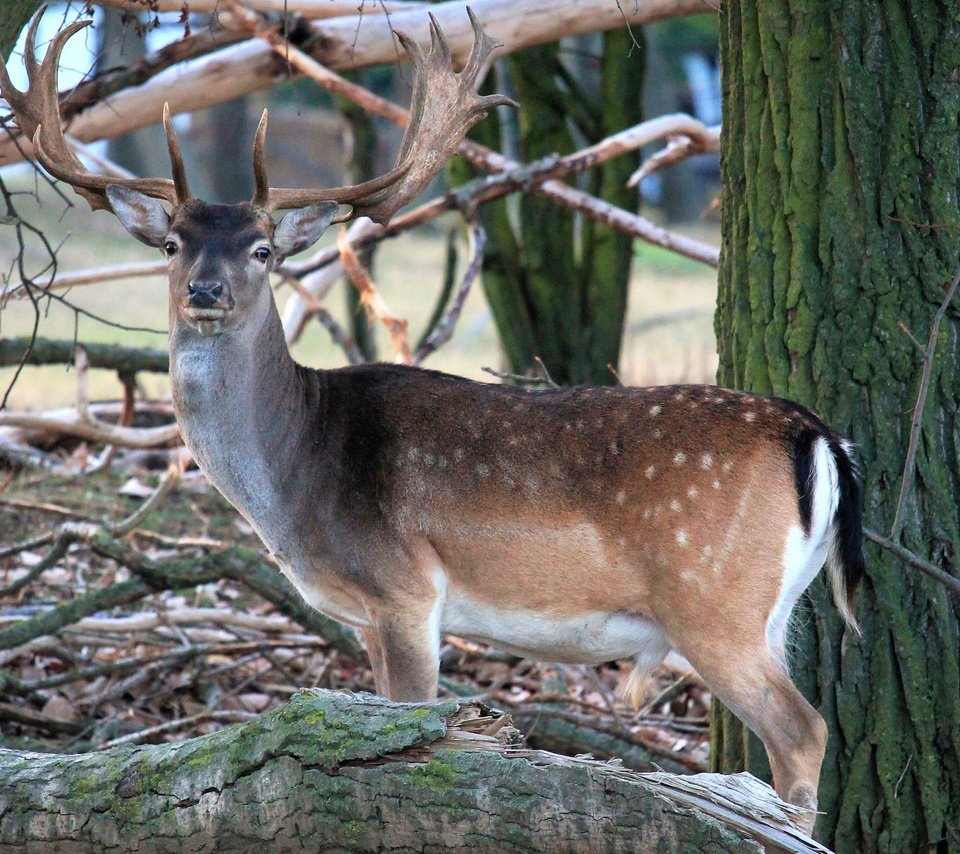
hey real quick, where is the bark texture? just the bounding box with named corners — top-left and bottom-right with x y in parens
top-left (714, 2), bottom-right (960, 851)
top-left (0, 690), bottom-right (827, 853)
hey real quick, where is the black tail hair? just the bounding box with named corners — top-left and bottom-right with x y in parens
top-left (829, 437), bottom-right (865, 626)
top-left (792, 429), bottom-right (865, 630)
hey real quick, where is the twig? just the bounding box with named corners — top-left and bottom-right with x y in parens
top-left (890, 265), bottom-right (960, 540)
top-left (281, 277), bottom-right (365, 364)
top-left (337, 229), bottom-right (412, 363)
top-left (627, 124), bottom-right (720, 188)
top-left (864, 527), bottom-right (960, 598)
top-left (0, 535), bottom-right (69, 598)
top-left (481, 364), bottom-right (556, 387)
top-left (110, 463), bottom-right (180, 536)
top-left (413, 209), bottom-right (485, 364)
top-left (98, 709), bottom-right (258, 749)
top-left (95, 0), bottom-right (425, 16)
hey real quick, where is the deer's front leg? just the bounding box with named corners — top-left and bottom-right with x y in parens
top-left (361, 627), bottom-right (389, 697)
top-left (367, 602), bottom-right (442, 703)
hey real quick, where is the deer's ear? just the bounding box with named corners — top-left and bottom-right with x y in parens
top-left (273, 201), bottom-right (340, 261)
top-left (106, 185), bottom-right (171, 248)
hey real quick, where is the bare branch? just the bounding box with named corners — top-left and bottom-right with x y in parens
top-left (1, 262), bottom-right (166, 301)
top-left (337, 229), bottom-right (412, 363)
top-left (0, 0), bottom-right (715, 166)
top-left (864, 528), bottom-right (960, 598)
top-left (889, 265), bottom-right (960, 540)
top-left (93, 0), bottom-right (427, 14)
top-left (281, 276), bottom-right (366, 364)
top-left (413, 209), bottom-right (486, 364)
top-left (627, 121), bottom-right (720, 188)
top-left (0, 410), bottom-right (180, 449)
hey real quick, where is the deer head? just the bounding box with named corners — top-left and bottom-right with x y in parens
top-left (0, 7), bottom-right (513, 338)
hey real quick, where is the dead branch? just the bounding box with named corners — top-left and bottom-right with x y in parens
top-left (628, 122), bottom-right (721, 188)
top-left (0, 410), bottom-right (180, 449)
top-left (864, 527), bottom-right (960, 598)
top-left (337, 229), bottom-right (412, 363)
top-left (0, 528), bottom-right (363, 657)
top-left (267, 38), bottom-right (718, 328)
top-left (413, 209), bottom-right (485, 364)
top-left (889, 264), bottom-right (960, 540)
top-left (0, 262), bottom-right (165, 300)
top-left (93, 0), bottom-right (426, 15)
top-left (21, 607), bottom-right (305, 637)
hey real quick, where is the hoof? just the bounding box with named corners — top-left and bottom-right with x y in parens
top-left (788, 784), bottom-right (818, 836)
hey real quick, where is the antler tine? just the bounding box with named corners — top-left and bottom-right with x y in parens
top-left (252, 109), bottom-right (270, 209)
top-left (6, 9), bottom-right (182, 212)
top-left (162, 103), bottom-right (192, 203)
top-left (460, 8), bottom-right (501, 93)
top-left (22, 5), bottom-right (46, 82)
top-left (256, 10), bottom-right (516, 221)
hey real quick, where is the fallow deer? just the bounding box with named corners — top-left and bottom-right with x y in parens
top-left (2, 8), bottom-right (863, 835)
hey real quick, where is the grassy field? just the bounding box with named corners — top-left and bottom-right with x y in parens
top-left (0, 173), bottom-right (719, 410)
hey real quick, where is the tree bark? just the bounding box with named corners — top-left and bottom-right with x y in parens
top-left (714, 1), bottom-right (960, 851)
top-left (0, 691), bottom-right (827, 853)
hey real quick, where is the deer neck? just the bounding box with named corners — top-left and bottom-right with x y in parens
top-left (168, 298), bottom-right (320, 549)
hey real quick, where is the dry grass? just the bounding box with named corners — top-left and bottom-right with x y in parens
top-left (0, 173), bottom-right (718, 410)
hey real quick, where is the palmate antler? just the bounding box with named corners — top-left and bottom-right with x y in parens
top-left (1, 6), bottom-right (514, 223)
top-left (251, 8), bottom-right (516, 222)
top-left (0, 7), bottom-right (189, 212)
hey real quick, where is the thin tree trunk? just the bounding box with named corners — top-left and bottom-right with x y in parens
top-left (0, 691), bottom-right (827, 853)
top-left (713, 1), bottom-right (960, 851)
top-left (454, 28), bottom-right (642, 385)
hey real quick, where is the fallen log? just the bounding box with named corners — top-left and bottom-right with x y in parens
top-left (0, 690), bottom-right (829, 853)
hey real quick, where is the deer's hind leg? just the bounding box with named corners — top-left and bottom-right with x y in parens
top-left (675, 628), bottom-right (826, 834)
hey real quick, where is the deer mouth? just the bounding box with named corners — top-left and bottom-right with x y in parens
top-left (184, 306), bottom-right (230, 336)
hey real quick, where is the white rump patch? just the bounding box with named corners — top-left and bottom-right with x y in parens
top-left (766, 437), bottom-right (839, 664)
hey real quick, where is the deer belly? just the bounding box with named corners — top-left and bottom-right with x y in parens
top-left (440, 590), bottom-right (667, 664)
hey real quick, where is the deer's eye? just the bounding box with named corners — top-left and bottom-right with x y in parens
top-left (253, 246), bottom-right (271, 262)
top-left (163, 241), bottom-right (178, 257)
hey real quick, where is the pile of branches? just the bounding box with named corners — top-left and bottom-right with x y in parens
top-left (0, 439), bottom-right (708, 774)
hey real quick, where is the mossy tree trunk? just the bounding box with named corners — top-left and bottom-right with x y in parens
top-left (453, 29), bottom-right (643, 386)
top-left (713, 1), bottom-right (960, 851)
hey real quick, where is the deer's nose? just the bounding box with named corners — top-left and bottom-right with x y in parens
top-left (187, 281), bottom-right (223, 308)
